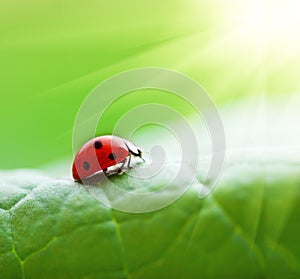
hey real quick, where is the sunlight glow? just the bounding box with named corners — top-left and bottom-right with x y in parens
top-left (235, 0), bottom-right (300, 40)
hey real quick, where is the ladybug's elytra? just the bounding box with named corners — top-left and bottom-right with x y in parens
top-left (72, 135), bottom-right (144, 182)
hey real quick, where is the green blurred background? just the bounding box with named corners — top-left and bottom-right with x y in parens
top-left (1, 0), bottom-right (299, 169)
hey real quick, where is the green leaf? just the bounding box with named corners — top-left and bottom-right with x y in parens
top-left (1, 159), bottom-right (300, 279)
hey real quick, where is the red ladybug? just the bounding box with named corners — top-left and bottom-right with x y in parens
top-left (72, 135), bottom-right (144, 182)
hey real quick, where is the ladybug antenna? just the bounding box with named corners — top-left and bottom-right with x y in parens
top-left (124, 141), bottom-right (146, 163)
top-left (137, 149), bottom-right (146, 162)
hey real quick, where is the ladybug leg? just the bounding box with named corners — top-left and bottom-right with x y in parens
top-left (127, 155), bottom-right (133, 169)
top-left (102, 168), bottom-right (108, 175)
top-left (117, 160), bottom-right (126, 175)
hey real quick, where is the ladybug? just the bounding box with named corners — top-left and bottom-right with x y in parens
top-left (72, 135), bottom-right (144, 182)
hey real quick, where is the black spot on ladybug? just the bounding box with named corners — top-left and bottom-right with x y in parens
top-left (94, 140), bottom-right (103, 149)
top-left (108, 153), bottom-right (116, 160)
top-left (83, 161), bottom-right (90, 170)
